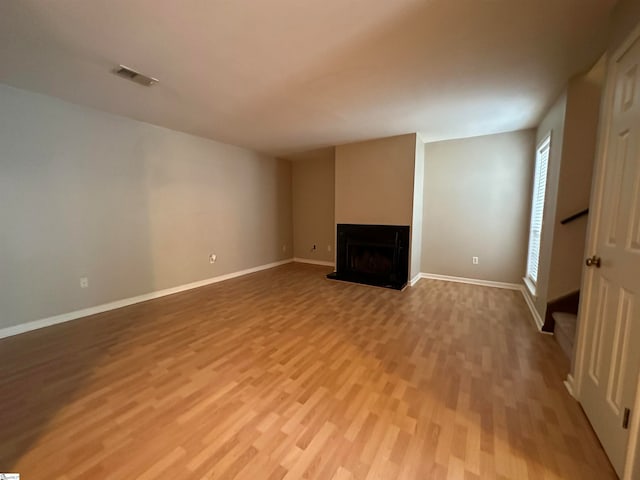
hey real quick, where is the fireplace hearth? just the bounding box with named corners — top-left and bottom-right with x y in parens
top-left (327, 224), bottom-right (410, 290)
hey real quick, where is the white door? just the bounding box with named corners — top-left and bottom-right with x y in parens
top-left (578, 32), bottom-right (640, 477)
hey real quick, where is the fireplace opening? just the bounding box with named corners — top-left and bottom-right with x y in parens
top-left (348, 244), bottom-right (394, 275)
top-left (327, 224), bottom-right (410, 290)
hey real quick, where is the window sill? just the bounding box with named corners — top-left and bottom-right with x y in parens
top-left (523, 277), bottom-right (537, 297)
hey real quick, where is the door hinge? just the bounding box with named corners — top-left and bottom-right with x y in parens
top-left (623, 408), bottom-right (631, 429)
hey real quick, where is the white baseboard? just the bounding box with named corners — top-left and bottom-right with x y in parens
top-left (409, 274), bottom-right (421, 287)
top-left (0, 258), bottom-right (294, 340)
top-left (293, 257), bottom-right (335, 267)
top-left (419, 272), bottom-right (522, 290)
top-left (564, 374), bottom-right (576, 398)
top-left (519, 285), bottom-right (552, 334)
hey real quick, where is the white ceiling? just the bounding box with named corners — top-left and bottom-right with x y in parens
top-left (0, 0), bottom-right (616, 156)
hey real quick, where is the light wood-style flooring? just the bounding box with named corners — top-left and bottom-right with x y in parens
top-left (0, 263), bottom-right (616, 479)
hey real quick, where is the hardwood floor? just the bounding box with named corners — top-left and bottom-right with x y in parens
top-left (0, 263), bottom-right (616, 479)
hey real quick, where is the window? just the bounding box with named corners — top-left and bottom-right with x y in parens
top-left (526, 134), bottom-right (551, 292)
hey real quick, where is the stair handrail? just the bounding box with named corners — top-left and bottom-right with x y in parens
top-left (560, 208), bottom-right (589, 225)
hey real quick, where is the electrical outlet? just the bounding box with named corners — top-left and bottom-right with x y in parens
top-left (209, 253), bottom-right (217, 264)
top-left (311, 244), bottom-right (317, 252)
top-left (327, 245), bottom-right (332, 252)
top-left (282, 244), bottom-right (287, 252)
top-left (80, 277), bottom-right (89, 288)
top-left (472, 256), bottom-right (479, 265)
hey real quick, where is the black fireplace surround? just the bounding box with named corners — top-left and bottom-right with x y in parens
top-left (327, 224), bottom-right (410, 290)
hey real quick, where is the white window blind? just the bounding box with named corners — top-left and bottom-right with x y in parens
top-left (526, 135), bottom-right (551, 287)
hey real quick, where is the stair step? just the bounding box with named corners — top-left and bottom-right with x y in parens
top-left (553, 312), bottom-right (577, 336)
top-left (552, 312), bottom-right (577, 359)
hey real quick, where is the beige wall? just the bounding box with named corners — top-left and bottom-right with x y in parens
top-left (410, 137), bottom-right (425, 281)
top-left (0, 85), bottom-right (293, 330)
top-left (421, 130), bottom-right (535, 284)
top-left (547, 60), bottom-right (605, 300)
top-left (335, 134), bottom-right (416, 226)
top-left (527, 60), bottom-right (605, 321)
top-left (529, 92), bottom-right (567, 318)
top-left (290, 148), bottom-right (335, 263)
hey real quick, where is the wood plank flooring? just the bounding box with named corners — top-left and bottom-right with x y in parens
top-left (0, 263), bottom-right (616, 479)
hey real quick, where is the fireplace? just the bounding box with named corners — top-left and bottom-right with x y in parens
top-left (327, 224), bottom-right (410, 290)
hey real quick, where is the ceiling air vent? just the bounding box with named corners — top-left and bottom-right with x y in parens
top-left (114, 65), bottom-right (159, 86)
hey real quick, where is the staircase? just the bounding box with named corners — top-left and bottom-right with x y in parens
top-left (552, 312), bottom-right (577, 359)
top-left (545, 209), bottom-right (589, 359)
top-left (543, 290), bottom-right (580, 359)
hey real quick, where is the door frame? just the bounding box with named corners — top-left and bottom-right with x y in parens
top-left (571, 20), bottom-right (640, 480)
